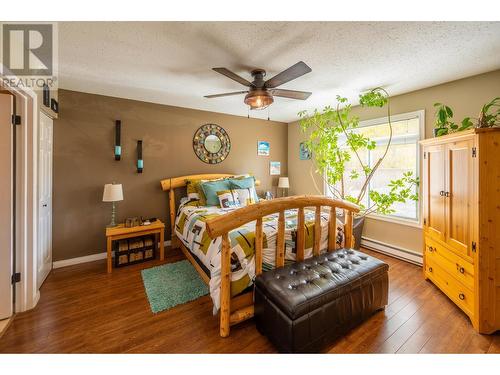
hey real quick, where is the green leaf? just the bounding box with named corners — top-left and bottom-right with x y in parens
top-left (437, 128), bottom-right (448, 136)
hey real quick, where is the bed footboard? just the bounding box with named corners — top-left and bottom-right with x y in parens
top-left (204, 195), bottom-right (360, 338)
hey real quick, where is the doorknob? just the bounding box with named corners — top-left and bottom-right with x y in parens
top-left (42, 203), bottom-right (47, 207)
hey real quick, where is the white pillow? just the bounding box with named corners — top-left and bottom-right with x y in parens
top-left (232, 188), bottom-right (257, 207)
top-left (217, 190), bottom-right (240, 209)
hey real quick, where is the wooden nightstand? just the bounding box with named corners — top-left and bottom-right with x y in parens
top-left (105, 220), bottom-right (165, 273)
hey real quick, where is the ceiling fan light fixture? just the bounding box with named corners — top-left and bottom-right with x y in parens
top-left (244, 90), bottom-right (274, 110)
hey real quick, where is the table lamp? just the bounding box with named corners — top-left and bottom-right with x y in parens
top-left (278, 177), bottom-right (289, 197)
top-left (103, 183), bottom-right (123, 227)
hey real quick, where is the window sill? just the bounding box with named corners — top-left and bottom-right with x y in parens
top-left (365, 213), bottom-right (423, 229)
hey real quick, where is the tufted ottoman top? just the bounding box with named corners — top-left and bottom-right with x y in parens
top-left (255, 248), bottom-right (389, 320)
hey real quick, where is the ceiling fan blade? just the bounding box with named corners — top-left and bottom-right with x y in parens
top-left (270, 89), bottom-right (312, 100)
top-left (264, 61), bottom-right (312, 88)
top-left (204, 91), bottom-right (248, 98)
top-left (212, 68), bottom-right (253, 87)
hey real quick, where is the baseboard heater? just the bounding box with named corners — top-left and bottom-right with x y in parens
top-left (360, 236), bottom-right (423, 266)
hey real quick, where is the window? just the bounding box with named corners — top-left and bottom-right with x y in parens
top-left (325, 110), bottom-right (424, 225)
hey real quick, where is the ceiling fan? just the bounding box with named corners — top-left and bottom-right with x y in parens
top-left (204, 61), bottom-right (312, 110)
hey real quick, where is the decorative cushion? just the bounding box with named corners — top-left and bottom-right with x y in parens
top-left (228, 176), bottom-right (259, 202)
top-left (186, 179), bottom-right (202, 201)
top-left (216, 190), bottom-right (240, 209)
top-left (201, 179), bottom-right (232, 206)
top-left (232, 188), bottom-right (256, 207)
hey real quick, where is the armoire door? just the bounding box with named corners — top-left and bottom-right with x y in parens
top-left (0, 93), bottom-right (14, 319)
top-left (38, 111), bottom-right (53, 288)
top-left (423, 144), bottom-right (446, 242)
top-left (445, 138), bottom-right (475, 261)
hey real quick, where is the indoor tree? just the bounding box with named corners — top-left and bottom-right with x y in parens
top-left (299, 88), bottom-right (419, 217)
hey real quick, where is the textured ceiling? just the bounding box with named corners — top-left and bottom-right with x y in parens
top-left (58, 21), bottom-right (500, 122)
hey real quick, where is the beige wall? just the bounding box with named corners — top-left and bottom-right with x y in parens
top-left (288, 69), bottom-right (500, 254)
top-left (53, 90), bottom-right (287, 261)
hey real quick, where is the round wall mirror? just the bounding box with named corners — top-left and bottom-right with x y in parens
top-left (193, 124), bottom-right (231, 164)
top-left (204, 134), bottom-right (222, 153)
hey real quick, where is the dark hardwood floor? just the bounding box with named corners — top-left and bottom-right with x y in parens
top-left (1, 248), bottom-right (499, 353)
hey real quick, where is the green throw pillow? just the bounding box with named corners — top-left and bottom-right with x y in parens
top-left (186, 178), bottom-right (207, 206)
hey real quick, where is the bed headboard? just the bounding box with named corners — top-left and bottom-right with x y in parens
top-left (160, 174), bottom-right (261, 248)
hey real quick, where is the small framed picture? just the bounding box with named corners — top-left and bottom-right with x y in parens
top-left (299, 142), bottom-right (312, 160)
top-left (257, 141), bottom-right (270, 156)
top-left (270, 161), bottom-right (281, 175)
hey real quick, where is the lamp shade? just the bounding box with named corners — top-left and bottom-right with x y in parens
top-left (102, 183), bottom-right (123, 202)
top-left (278, 177), bottom-right (289, 189)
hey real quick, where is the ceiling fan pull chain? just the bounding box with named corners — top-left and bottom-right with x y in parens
top-left (267, 106), bottom-right (270, 121)
top-left (247, 106), bottom-right (250, 119)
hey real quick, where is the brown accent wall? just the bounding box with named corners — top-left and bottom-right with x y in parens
top-left (287, 69), bottom-right (500, 255)
top-left (53, 90), bottom-right (287, 261)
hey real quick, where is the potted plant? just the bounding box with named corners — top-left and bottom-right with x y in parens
top-left (433, 103), bottom-right (456, 136)
top-left (433, 97), bottom-right (499, 137)
top-left (477, 97), bottom-right (500, 128)
top-left (299, 88), bottom-right (419, 249)
top-left (432, 103), bottom-right (474, 136)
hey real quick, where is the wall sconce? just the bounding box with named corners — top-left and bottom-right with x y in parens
top-left (137, 140), bottom-right (143, 173)
top-left (115, 120), bottom-right (121, 160)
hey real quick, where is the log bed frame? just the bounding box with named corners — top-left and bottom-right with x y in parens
top-left (160, 174), bottom-right (360, 337)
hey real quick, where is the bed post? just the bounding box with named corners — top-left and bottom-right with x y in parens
top-left (276, 211), bottom-right (285, 268)
top-left (255, 218), bottom-right (263, 276)
top-left (296, 207), bottom-right (305, 261)
top-left (328, 206), bottom-right (337, 251)
top-left (313, 206), bottom-right (321, 256)
top-left (344, 210), bottom-right (354, 248)
top-left (169, 179), bottom-right (178, 249)
top-left (220, 233), bottom-right (231, 338)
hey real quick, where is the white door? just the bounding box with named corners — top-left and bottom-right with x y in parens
top-left (37, 111), bottom-right (53, 288)
top-left (0, 93), bottom-right (14, 319)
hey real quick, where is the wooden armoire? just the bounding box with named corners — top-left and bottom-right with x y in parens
top-left (421, 128), bottom-right (500, 334)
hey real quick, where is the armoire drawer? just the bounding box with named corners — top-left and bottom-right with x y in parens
top-left (424, 258), bottom-right (475, 317)
top-left (424, 236), bottom-right (475, 290)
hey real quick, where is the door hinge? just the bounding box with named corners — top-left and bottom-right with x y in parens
top-left (472, 147), bottom-right (477, 158)
top-left (12, 114), bottom-right (21, 125)
top-left (423, 152), bottom-right (427, 159)
top-left (423, 218), bottom-right (427, 226)
top-left (11, 272), bottom-right (21, 284)
top-left (472, 241), bottom-right (477, 252)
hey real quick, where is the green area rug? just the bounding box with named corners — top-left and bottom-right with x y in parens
top-left (141, 260), bottom-right (209, 313)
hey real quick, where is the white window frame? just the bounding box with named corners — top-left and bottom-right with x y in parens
top-left (324, 109), bottom-right (425, 228)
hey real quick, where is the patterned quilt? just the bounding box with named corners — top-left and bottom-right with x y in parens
top-left (174, 202), bottom-right (345, 313)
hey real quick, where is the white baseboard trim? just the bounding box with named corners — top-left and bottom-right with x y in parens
top-left (53, 252), bottom-right (107, 269)
top-left (53, 240), bottom-right (172, 269)
top-left (361, 236), bottom-right (423, 266)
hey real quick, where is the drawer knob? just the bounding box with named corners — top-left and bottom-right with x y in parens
top-left (459, 266), bottom-right (465, 274)
top-left (459, 293), bottom-right (465, 300)
top-left (428, 267), bottom-right (433, 273)
top-left (428, 246), bottom-right (433, 253)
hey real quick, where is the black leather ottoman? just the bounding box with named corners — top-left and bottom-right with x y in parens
top-left (254, 248), bottom-right (389, 353)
